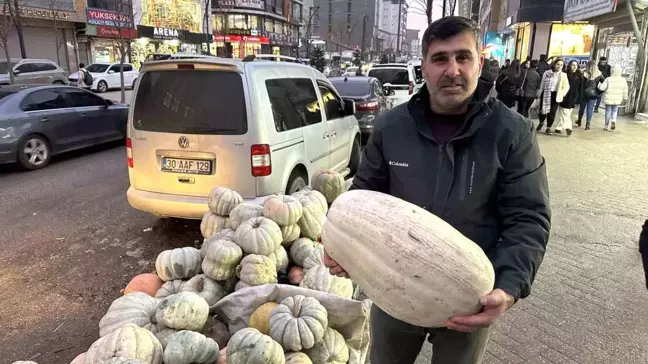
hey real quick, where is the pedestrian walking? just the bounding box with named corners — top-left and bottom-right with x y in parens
top-left (496, 59), bottom-right (521, 108)
top-left (554, 60), bottom-right (582, 136)
top-left (517, 60), bottom-right (542, 117)
top-left (594, 57), bottom-right (612, 113)
top-left (501, 59), bottom-right (511, 71)
top-left (640, 220), bottom-right (648, 290)
top-left (536, 58), bottom-right (569, 135)
top-left (577, 60), bottom-right (604, 130)
top-left (77, 63), bottom-right (90, 89)
top-left (536, 54), bottom-right (551, 76)
top-left (324, 16), bottom-right (551, 364)
top-left (597, 64), bottom-right (628, 131)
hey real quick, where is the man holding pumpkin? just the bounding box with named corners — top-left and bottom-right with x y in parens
top-left (324, 16), bottom-right (551, 364)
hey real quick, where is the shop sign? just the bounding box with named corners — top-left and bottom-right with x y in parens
top-left (563, 0), bottom-right (617, 22)
top-left (138, 25), bottom-right (212, 44)
top-left (87, 8), bottom-right (133, 27)
top-left (215, 0), bottom-right (263, 10)
top-left (213, 35), bottom-right (270, 44)
top-left (97, 26), bottom-right (138, 39)
top-left (16, 7), bottom-right (72, 20)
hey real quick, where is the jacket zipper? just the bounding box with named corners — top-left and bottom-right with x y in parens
top-left (432, 144), bottom-right (444, 214)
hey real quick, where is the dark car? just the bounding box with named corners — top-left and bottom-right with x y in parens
top-left (0, 85), bottom-right (128, 170)
top-left (329, 76), bottom-right (389, 141)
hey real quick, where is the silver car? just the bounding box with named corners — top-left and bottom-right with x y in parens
top-left (0, 85), bottom-right (128, 170)
top-left (0, 58), bottom-right (68, 85)
top-left (126, 58), bottom-right (361, 219)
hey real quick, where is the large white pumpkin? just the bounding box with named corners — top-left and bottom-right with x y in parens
top-left (299, 264), bottom-right (353, 299)
top-left (155, 247), bottom-right (202, 282)
top-left (99, 292), bottom-right (161, 337)
top-left (263, 194), bottom-right (303, 226)
top-left (85, 324), bottom-right (163, 364)
top-left (155, 292), bottom-right (209, 331)
top-left (228, 203), bottom-right (264, 230)
top-left (200, 211), bottom-right (229, 239)
top-left (235, 217), bottom-right (282, 255)
top-left (226, 328), bottom-right (285, 364)
top-left (207, 186), bottom-right (243, 216)
top-left (321, 189), bottom-right (496, 327)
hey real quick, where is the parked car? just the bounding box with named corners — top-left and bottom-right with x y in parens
top-left (0, 85), bottom-right (128, 170)
top-left (408, 60), bottom-right (425, 93)
top-left (126, 58), bottom-right (361, 219)
top-left (329, 76), bottom-right (390, 142)
top-left (342, 67), bottom-right (360, 77)
top-left (367, 63), bottom-right (416, 107)
top-left (68, 62), bottom-right (139, 93)
top-left (0, 58), bottom-right (68, 86)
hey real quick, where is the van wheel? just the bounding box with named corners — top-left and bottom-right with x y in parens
top-left (286, 172), bottom-right (307, 195)
top-left (347, 137), bottom-right (361, 178)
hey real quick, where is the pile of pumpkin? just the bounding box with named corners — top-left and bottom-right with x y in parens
top-left (31, 169), bottom-right (357, 364)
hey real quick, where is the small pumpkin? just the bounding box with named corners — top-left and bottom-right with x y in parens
top-left (202, 239), bottom-right (243, 281)
top-left (300, 264), bottom-right (353, 299)
top-left (297, 206), bottom-right (326, 241)
top-left (248, 302), bottom-right (280, 335)
top-left (85, 323), bottom-right (163, 364)
top-left (280, 224), bottom-right (301, 246)
top-left (104, 358), bottom-right (147, 364)
top-left (302, 244), bottom-right (324, 270)
top-left (289, 238), bottom-right (318, 267)
top-left (154, 328), bottom-right (178, 349)
top-left (124, 274), bottom-right (163, 296)
top-left (229, 203), bottom-right (264, 230)
top-left (235, 217), bottom-right (283, 255)
top-left (267, 245), bottom-right (289, 272)
top-left (156, 292), bottom-right (209, 331)
top-left (155, 280), bottom-right (184, 298)
top-left (99, 292), bottom-right (161, 337)
top-left (292, 187), bottom-right (328, 214)
top-left (70, 352), bottom-right (86, 364)
top-left (155, 247), bottom-right (202, 282)
top-left (207, 186), bottom-right (243, 216)
top-left (182, 274), bottom-right (232, 310)
top-left (269, 295), bottom-right (328, 351)
top-left (311, 170), bottom-right (345, 204)
top-left (202, 316), bottom-right (230, 348)
top-left (200, 229), bottom-right (236, 258)
top-left (163, 330), bottom-right (219, 364)
top-left (288, 266), bottom-right (304, 285)
top-left (226, 328), bottom-right (285, 364)
top-left (304, 328), bottom-right (348, 364)
top-left (285, 352), bottom-right (313, 364)
top-left (236, 254), bottom-right (278, 287)
top-left (200, 211), bottom-right (229, 239)
top-left (263, 194), bottom-right (304, 226)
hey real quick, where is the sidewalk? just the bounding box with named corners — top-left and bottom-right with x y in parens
top-left (415, 112), bottom-right (648, 364)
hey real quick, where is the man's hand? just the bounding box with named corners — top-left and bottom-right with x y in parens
top-left (444, 289), bottom-right (515, 332)
top-left (318, 235), bottom-right (348, 278)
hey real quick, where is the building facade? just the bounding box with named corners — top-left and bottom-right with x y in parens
top-left (212, 0), bottom-right (302, 58)
top-left (3, 0), bottom-right (86, 72)
top-left (404, 28), bottom-right (418, 58)
top-left (379, 0), bottom-right (406, 55)
top-left (309, 0), bottom-right (377, 54)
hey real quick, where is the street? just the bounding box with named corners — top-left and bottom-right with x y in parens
top-left (102, 89), bottom-right (134, 105)
top-left (1, 113), bottom-right (647, 363)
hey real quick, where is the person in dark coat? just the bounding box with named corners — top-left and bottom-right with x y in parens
top-left (517, 60), bottom-right (542, 117)
top-left (577, 60), bottom-right (604, 129)
top-left (496, 59), bottom-right (521, 108)
top-left (640, 220), bottom-right (648, 290)
top-left (554, 60), bottom-right (582, 136)
top-left (595, 56), bottom-right (612, 112)
top-left (536, 54), bottom-right (551, 76)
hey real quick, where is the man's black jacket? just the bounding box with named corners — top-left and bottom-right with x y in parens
top-left (350, 81), bottom-right (551, 300)
top-left (639, 220), bottom-right (648, 289)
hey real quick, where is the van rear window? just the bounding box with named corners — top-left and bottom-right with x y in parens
top-left (133, 70), bottom-right (247, 135)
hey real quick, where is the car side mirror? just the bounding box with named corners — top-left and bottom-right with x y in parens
top-left (104, 99), bottom-right (113, 107)
top-left (108, 70), bottom-right (115, 74)
top-left (13, 69), bottom-right (21, 75)
top-left (343, 99), bottom-right (355, 116)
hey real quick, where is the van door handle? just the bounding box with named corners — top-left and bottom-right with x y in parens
top-left (323, 132), bottom-right (329, 139)
top-left (79, 113), bottom-right (86, 117)
top-left (40, 117), bottom-right (49, 122)
top-left (332, 130), bottom-right (337, 137)
top-left (178, 177), bottom-right (195, 184)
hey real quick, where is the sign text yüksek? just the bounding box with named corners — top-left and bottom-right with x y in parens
top-left (87, 8), bottom-right (133, 28)
top-left (563, 0), bottom-right (617, 22)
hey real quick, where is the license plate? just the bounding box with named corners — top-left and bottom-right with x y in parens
top-left (162, 157), bottom-right (213, 175)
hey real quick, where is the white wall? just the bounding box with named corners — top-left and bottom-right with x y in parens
top-left (531, 22), bottom-right (551, 59)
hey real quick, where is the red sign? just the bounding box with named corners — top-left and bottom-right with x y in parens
top-left (87, 8), bottom-right (132, 28)
top-left (213, 35), bottom-right (270, 44)
top-left (97, 26), bottom-right (137, 39)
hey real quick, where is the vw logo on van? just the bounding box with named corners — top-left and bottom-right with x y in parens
top-left (178, 136), bottom-right (190, 149)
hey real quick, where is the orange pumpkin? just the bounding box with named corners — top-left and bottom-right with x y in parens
top-left (124, 273), bottom-right (163, 296)
top-left (288, 266), bottom-right (304, 285)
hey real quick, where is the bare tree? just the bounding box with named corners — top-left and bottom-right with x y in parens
top-left (104, 0), bottom-right (137, 103)
top-left (47, 0), bottom-right (66, 66)
top-left (408, 0), bottom-right (433, 24)
top-left (0, 0), bottom-right (27, 84)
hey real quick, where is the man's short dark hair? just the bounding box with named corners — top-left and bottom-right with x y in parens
top-left (421, 16), bottom-right (482, 57)
top-left (79, 63), bottom-right (85, 68)
top-left (600, 56), bottom-right (607, 61)
top-left (530, 60), bottom-right (538, 68)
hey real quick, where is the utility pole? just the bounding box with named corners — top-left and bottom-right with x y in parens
top-left (305, 6), bottom-right (319, 59)
top-left (360, 15), bottom-right (367, 62)
top-left (396, 0), bottom-right (402, 56)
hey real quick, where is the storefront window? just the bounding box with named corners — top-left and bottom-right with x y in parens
top-left (141, 0), bottom-right (202, 32)
top-left (515, 23), bottom-right (531, 60)
top-left (274, 22), bottom-right (283, 34)
top-left (549, 23), bottom-right (595, 58)
top-left (292, 2), bottom-right (302, 23)
top-left (228, 14), bottom-right (247, 29)
top-left (213, 14), bottom-right (225, 33)
top-left (265, 18), bottom-right (274, 33)
top-left (91, 39), bottom-right (120, 63)
top-left (249, 15), bottom-right (260, 31)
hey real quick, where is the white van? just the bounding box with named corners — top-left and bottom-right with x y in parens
top-left (126, 58), bottom-right (361, 219)
top-left (368, 63), bottom-right (416, 107)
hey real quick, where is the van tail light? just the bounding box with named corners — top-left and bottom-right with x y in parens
top-left (356, 100), bottom-right (379, 111)
top-left (409, 81), bottom-right (414, 95)
top-left (126, 137), bottom-right (134, 168)
top-left (251, 144), bottom-right (271, 177)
